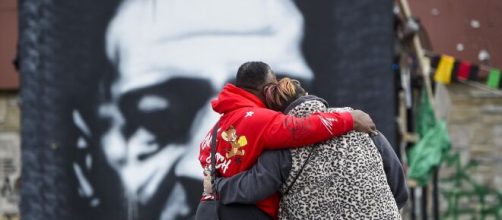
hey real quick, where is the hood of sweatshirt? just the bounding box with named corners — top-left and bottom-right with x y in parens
top-left (211, 83), bottom-right (266, 114)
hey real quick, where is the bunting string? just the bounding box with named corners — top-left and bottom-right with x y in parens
top-left (422, 50), bottom-right (502, 92)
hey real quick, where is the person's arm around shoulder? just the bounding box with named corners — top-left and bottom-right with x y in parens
top-left (210, 150), bottom-right (292, 205)
top-left (261, 109), bottom-right (376, 149)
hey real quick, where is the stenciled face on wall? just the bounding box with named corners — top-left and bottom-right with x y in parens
top-left (99, 78), bottom-right (212, 199)
top-left (72, 0), bottom-right (313, 219)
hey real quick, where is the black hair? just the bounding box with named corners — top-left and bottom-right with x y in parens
top-left (235, 61), bottom-right (273, 91)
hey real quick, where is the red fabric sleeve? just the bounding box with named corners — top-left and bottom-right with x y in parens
top-left (198, 129), bottom-right (214, 170)
top-left (262, 111), bottom-right (353, 149)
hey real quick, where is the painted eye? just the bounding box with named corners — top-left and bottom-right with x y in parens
top-left (138, 95), bottom-right (169, 113)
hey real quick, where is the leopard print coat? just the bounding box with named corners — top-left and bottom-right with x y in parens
top-left (278, 97), bottom-right (401, 220)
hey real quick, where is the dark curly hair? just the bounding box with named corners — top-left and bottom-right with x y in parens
top-left (235, 61), bottom-right (273, 91)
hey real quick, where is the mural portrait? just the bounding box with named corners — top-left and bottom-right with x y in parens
top-left (71, 0), bottom-right (312, 219)
top-left (19, 0), bottom-right (393, 219)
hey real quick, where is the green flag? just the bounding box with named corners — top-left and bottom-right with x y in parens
top-left (407, 89), bottom-right (451, 186)
top-left (415, 89), bottom-right (436, 137)
top-left (408, 120), bottom-right (451, 186)
top-left (487, 68), bottom-right (501, 89)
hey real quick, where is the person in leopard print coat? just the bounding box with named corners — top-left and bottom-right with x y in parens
top-left (211, 78), bottom-right (405, 219)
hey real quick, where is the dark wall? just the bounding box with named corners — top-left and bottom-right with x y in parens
top-left (297, 0), bottom-right (396, 145)
top-left (19, 0), bottom-right (122, 219)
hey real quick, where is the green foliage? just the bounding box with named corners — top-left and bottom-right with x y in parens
top-left (408, 88), bottom-right (451, 186)
top-left (440, 153), bottom-right (502, 220)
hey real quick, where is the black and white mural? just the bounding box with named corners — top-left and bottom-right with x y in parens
top-left (19, 0), bottom-right (394, 219)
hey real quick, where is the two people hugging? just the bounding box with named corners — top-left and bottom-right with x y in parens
top-left (197, 61), bottom-right (408, 220)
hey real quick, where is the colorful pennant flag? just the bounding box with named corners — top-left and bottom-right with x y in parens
top-left (487, 68), bottom-right (501, 89)
top-left (429, 52), bottom-right (500, 90)
top-left (434, 55), bottom-right (455, 84)
top-left (469, 65), bottom-right (479, 81)
top-left (456, 61), bottom-right (471, 81)
top-left (451, 60), bottom-right (460, 82)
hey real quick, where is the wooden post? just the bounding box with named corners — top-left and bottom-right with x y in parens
top-left (397, 0), bottom-right (436, 112)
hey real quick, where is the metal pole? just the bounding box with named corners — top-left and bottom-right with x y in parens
top-left (432, 167), bottom-right (439, 220)
top-left (422, 186), bottom-right (429, 220)
top-left (410, 187), bottom-right (416, 220)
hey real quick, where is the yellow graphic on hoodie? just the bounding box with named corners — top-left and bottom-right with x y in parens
top-left (221, 126), bottom-right (247, 159)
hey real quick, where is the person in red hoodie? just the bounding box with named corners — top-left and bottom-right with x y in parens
top-left (196, 61), bottom-right (376, 220)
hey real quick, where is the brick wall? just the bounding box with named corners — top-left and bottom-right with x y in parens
top-left (0, 91), bottom-right (20, 218)
top-left (445, 84), bottom-right (502, 188)
top-left (438, 83), bottom-right (502, 218)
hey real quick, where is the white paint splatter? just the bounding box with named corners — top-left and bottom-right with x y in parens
top-left (77, 137), bottom-right (87, 149)
top-left (431, 8), bottom-right (440, 16)
top-left (478, 50), bottom-right (490, 61)
top-left (456, 43), bottom-right (464, 52)
top-left (470, 20), bottom-right (481, 29)
top-left (73, 163), bottom-right (94, 197)
top-left (86, 154), bottom-right (92, 169)
top-left (72, 110), bottom-right (91, 137)
top-left (90, 198), bottom-right (100, 207)
top-left (138, 95), bottom-right (169, 113)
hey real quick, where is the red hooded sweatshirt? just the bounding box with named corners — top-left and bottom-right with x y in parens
top-left (199, 84), bottom-right (353, 218)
